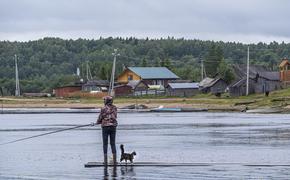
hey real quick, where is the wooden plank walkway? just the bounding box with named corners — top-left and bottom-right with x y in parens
top-left (84, 162), bottom-right (290, 168)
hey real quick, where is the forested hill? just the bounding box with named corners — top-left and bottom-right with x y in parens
top-left (0, 37), bottom-right (290, 95)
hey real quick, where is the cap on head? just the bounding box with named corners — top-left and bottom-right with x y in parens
top-left (103, 96), bottom-right (113, 105)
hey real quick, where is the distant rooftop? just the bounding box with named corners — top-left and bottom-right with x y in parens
top-left (128, 67), bottom-right (179, 79)
top-left (167, 83), bottom-right (199, 89)
top-left (232, 65), bottom-right (279, 81)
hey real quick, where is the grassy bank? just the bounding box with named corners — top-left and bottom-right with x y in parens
top-left (1, 88), bottom-right (290, 111)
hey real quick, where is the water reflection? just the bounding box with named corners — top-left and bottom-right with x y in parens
top-left (103, 165), bottom-right (136, 179)
top-left (103, 166), bottom-right (117, 180)
top-left (120, 166), bottom-right (136, 178)
top-left (2, 113), bottom-right (290, 179)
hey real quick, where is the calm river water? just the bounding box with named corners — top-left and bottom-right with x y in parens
top-left (1, 112), bottom-right (290, 179)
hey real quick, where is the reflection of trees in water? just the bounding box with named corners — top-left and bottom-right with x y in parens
top-left (103, 166), bottom-right (136, 179)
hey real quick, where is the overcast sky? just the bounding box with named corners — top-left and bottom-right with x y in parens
top-left (0, 0), bottom-right (290, 43)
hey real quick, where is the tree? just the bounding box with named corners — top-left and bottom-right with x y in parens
top-left (164, 58), bottom-right (172, 70)
top-left (154, 58), bottom-right (161, 67)
top-left (217, 59), bottom-right (235, 84)
top-left (141, 58), bottom-right (147, 67)
top-left (205, 45), bottom-right (223, 77)
top-left (0, 37), bottom-right (288, 94)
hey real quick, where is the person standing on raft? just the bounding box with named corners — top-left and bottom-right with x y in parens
top-left (96, 96), bottom-right (118, 165)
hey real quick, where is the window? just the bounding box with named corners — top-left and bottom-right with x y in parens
top-left (128, 75), bottom-right (133, 81)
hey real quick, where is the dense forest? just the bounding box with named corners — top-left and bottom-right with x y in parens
top-left (0, 37), bottom-right (290, 95)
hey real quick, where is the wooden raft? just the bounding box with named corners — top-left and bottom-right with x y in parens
top-left (84, 162), bottom-right (212, 168)
top-left (84, 162), bottom-right (290, 168)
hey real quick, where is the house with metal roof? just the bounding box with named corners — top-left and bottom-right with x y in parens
top-left (166, 83), bottom-right (200, 97)
top-left (117, 67), bottom-right (179, 87)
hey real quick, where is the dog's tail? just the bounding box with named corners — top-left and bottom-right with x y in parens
top-left (120, 144), bottom-right (124, 154)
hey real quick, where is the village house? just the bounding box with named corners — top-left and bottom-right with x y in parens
top-left (82, 80), bottom-right (109, 92)
top-left (279, 58), bottom-right (290, 86)
top-left (113, 84), bottom-right (132, 97)
top-left (117, 67), bottom-right (180, 87)
top-left (53, 85), bottom-right (82, 97)
top-left (166, 82), bottom-right (199, 97)
top-left (228, 65), bottom-right (281, 97)
top-left (113, 80), bottom-right (150, 97)
top-left (127, 80), bottom-right (149, 96)
top-left (199, 77), bottom-right (228, 95)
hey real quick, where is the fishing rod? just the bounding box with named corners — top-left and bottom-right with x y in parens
top-left (0, 87), bottom-right (3, 114)
top-left (0, 122), bottom-right (96, 146)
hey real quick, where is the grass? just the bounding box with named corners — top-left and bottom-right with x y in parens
top-left (1, 88), bottom-right (290, 109)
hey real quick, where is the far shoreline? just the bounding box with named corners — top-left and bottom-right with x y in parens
top-left (2, 91), bottom-right (290, 113)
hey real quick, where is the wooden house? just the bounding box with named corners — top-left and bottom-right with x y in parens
top-left (229, 65), bottom-right (281, 96)
top-left (53, 85), bottom-right (82, 97)
top-left (127, 80), bottom-right (149, 96)
top-left (117, 67), bottom-right (179, 87)
top-left (113, 84), bottom-right (132, 97)
top-left (82, 80), bottom-right (109, 92)
top-left (199, 77), bottom-right (227, 95)
top-left (166, 83), bottom-right (199, 97)
top-left (279, 58), bottom-right (290, 86)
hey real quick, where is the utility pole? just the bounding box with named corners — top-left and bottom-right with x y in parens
top-left (109, 49), bottom-right (119, 96)
top-left (200, 55), bottom-right (207, 80)
top-left (15, 54), bottom-right (20, 96)
top-left (86, 61), bottom-right (92, 81)
top-left (200, 57), bottom-right (204, 80)
top-left (86, 61), bottom-right (89, 81)
top-left (246, 46), bottom-right (250, 96)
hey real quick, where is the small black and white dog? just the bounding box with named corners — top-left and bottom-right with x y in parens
top-left (120, 144), bottom-right (136, 163)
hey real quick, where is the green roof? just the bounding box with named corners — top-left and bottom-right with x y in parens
top-left (128, 67), bottom-right (179, 79)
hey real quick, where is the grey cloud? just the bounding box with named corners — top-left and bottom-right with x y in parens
top-left (0, 0), bottom-right (290, 43)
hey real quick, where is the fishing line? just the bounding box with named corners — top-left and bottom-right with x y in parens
top-left (0, 123), bottom-right (95, 145)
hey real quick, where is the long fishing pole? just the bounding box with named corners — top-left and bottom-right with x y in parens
top-left (0, 123), bottom-right (95, 145)
top-left (0, 87), bottom-right (3, 114)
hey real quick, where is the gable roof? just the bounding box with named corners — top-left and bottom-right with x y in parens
top-left (199, 77), bottom-right (214, 87)
top-left (230, 78), bottom-right (246, 88)
top-left (199, 77), bottom-right (226, 88)
top-left (127, 80), bottom-right (149, 89)
top-left (207, 78), bottom-right (224, 87)
top-left (232, 64), bottom-right (279, 81)
top-left (167, 83), bottom-right (199, 89)
top-left (127, 67), bottom-right (179, 79)
top-left (84, 80), bottom-right (109, 86)
top-left (279, 58), bottom-right (290, 68)
top-left (258, 72), bottom-right (280, 81)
